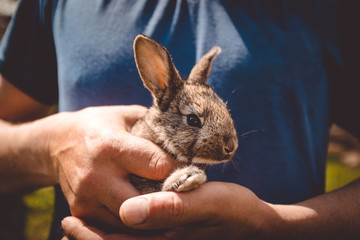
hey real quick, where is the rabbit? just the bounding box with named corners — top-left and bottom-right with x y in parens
top-left (130, 35), bottom-right (238, 194)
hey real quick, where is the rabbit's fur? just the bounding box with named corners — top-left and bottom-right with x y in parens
top-left (130, 35), bottom-right (238, 194)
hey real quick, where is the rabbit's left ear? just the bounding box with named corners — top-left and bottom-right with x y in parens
top-left (188, 46), bottom-right (221, 85)
top-left (134, 35), bottom-right (183, 103)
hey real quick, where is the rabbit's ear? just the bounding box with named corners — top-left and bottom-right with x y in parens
top-left (134, 35), bottom-right (182, 101)
top-left (188, 46), bottom-right (221, 85)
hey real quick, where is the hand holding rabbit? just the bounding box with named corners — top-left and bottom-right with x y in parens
top-left (62, 182), bottom-right (274, 240)
top-left (48, 105), bottom-right (178, 229)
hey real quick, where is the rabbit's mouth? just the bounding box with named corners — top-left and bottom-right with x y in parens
top-left (174, 153), bottom-right (230, 165)
top-left (192, 156), bottom-right (230, 165)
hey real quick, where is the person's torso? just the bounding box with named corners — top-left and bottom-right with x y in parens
top-left (51, 0), bottom-right (336, 204)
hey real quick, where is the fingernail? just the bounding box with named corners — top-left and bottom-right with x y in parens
top-left (122, 198), bottom-right (149, 226)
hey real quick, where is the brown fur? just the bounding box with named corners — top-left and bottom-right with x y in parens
top-left (130, 35), bottom-right (238, 193)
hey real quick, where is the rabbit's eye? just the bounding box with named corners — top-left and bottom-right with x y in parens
top-left (187, 114), bottom-right (202, 128)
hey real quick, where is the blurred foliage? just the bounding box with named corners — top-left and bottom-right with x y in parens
top-left (23, 187), bottom-right (54, 240)
top-left (326, 154), bottom-right (360, 192)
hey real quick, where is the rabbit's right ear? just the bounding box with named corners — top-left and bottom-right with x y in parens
top-left (134, 35), bottom-right (183, 103)
top-left (188, 46), bottom-right (221, 85)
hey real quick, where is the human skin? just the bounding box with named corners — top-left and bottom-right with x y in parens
top-left (0, 75), bottom-right (177, 229)
top-left (61, 179), bottom-right (360, 240)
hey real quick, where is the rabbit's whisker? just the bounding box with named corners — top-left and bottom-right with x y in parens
top-left (225, 85), bottom-right (242, 105)
top-left (240, 129), bottom-right (264, 138)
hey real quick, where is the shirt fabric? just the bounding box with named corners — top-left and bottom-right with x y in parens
top-left (0, 0), bottom-right (359, 239)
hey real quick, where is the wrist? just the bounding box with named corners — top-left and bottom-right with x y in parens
top-left (260, 202), bottom-right (319, 239)
top-left (246, 199), bottom-right (286, 239)
top-left (13, 115), bottom-right (58, 188)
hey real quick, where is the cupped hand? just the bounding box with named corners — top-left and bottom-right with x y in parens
top-left (62, 182), bottom-right (277, 240)
top-left (48, 105), bottom-right (177, 229)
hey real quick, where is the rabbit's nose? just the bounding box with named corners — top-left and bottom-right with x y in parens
top-left (224, 145), bottom-right (234, 154)
top-left (223, 136), bottom-right (238, 156)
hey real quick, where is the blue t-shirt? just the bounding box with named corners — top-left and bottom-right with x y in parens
top-left (1, 0), bottom-right (359, 239)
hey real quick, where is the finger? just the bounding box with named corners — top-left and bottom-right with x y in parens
top-left (113, 133), bottom-right (178, 180)
top-left (107, 105), bottom-right (148, 128)
top-left (98, 176), bottom-right (140, 220)
top-left (80, 206), bottom-right (126, 230)
top-left (119, 182), bottom-right (237, 229)
top-left (118, 105), bottom-right (148, 127)
top-left (62, 216), bottom-right (106, 240)
top-left (66, 168), bottom-right (139, 228)
top-left (62, 217), bottom-right (170, 240)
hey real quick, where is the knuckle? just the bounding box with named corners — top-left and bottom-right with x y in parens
top-left (148, 192), bottom-right (186, 225)
top-left (68, 174), bottom-right (99, 217)
top-left (69, 198), bottom-right (90, 217)
top-left (149, 152), bottom-right (173, 180)
top-left (167, 193), bottom-right (185, 224)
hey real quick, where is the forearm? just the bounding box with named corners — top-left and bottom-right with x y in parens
top-left (0, 118), bottom-right (57, 194)
top-left (266, 178), bottom-right (360, 239)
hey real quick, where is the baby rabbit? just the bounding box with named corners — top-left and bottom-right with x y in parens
top-left (130, 35), bottom-right (238, 194)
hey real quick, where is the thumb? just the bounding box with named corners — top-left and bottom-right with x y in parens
top-left (115, 104), bottom-right (148, 127)
top-left (119, 182), bottom-right (229, 229)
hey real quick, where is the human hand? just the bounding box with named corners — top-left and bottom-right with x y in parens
top-left (61, 182), bottom-right (277, 240)
top-left (48, 105), bottom-right (177, 229)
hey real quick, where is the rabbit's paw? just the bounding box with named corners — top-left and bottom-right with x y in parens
top-left (162, 165), bottom-right (206, 192)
